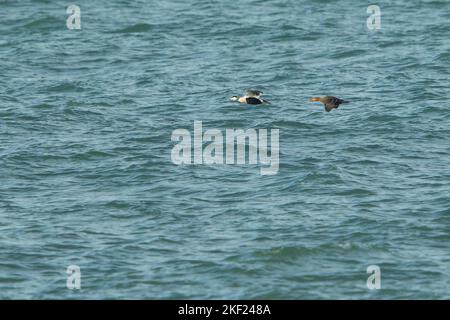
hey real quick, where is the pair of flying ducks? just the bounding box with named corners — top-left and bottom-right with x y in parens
top-left (230, 90), bottom-right (348, 112)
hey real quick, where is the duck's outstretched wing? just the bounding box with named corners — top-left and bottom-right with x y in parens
top-left (324, 104), bottom-right (335, 112)
top-left (245, 89), bottom-right (263, 97)
top-left (323, 96), bottom-right (346, 112)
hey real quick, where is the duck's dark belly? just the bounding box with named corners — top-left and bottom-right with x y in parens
top-left (246, 97), bottom-right (262, 105)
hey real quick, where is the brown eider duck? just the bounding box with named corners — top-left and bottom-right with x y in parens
top-left (309, 96), bottom-right (348, 112)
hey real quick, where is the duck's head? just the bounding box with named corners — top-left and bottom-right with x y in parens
top-left (230, 96), bottom-right (239, 102)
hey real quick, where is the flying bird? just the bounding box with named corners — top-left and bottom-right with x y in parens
top-left (230, 90), bottom-right (270, 105)
top-left (309, 96), bottom-right (348, 112)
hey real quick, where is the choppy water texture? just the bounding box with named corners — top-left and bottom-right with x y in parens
top-left (1, 0), bottom-right (450, 299)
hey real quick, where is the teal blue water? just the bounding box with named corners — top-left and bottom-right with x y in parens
top-left (1, 0), bottom-right (450, 299)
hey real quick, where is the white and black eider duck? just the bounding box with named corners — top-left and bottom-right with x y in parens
top-left (230, 90), bottom-right (270, 105)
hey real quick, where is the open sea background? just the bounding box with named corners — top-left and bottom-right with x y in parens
top-left (1, 0), bottom-right (449, 299)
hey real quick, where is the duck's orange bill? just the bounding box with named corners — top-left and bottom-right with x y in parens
top-left (309, 97), bottom-right (321, 102)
